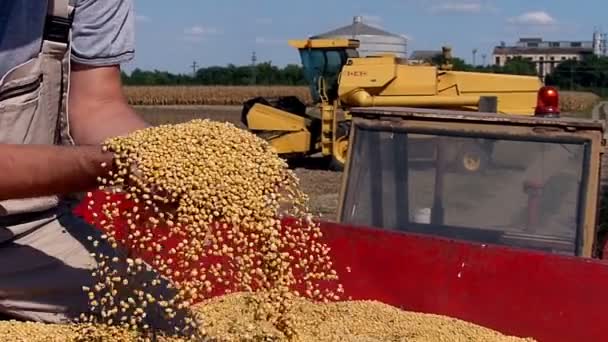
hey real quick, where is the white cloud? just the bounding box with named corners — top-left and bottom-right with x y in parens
top-left (135, 15), bottom-right (150, 23)
top-left (184, 26), bottom-right (220, 36)
top-left (423, 0), bottom-right (499, 14)
top-left (507, 11), bottom-right (556, 25)
top-left (182, 25), bottom-right (222, 43)
top-left (430, 2), bottom-right (482, 13)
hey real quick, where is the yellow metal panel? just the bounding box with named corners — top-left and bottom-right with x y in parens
top-left (288, 38), bottom-right (359, 49)
top-left (246, 103), bottom-right (309, 131)
top-left (321, 104), bottom-right (334, 156)
top-left (268, 131), bottom-right (311, 154)
top-left (444, 71), bottom-right (542, 92)
top-left (338, 57), bottom-right (397, 97)
top-left (380, 65), bottom-right (438, 96)
top-left (343, 55), bottom-right (396, 65)
top-left (437, 71), bottom-right (542, 115)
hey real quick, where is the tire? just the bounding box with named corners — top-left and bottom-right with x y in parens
top-left (328, 156), bottom-right (345, 172)
top-left (456, 143), bottom-right (489, 173)
top-left (328, 121), bottom-right (351, 172)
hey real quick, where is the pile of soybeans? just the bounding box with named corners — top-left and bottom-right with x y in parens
top-left (0, 291), bottom-right (536, 341)
top-left (0, 119), bottom-right (535, 341)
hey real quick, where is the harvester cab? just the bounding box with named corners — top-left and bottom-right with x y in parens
top-left (337, 106), bottom-right (606, 258)
top-left (289, 38), bottom-right (359, 104)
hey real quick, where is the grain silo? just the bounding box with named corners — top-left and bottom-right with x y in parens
top-left (311, 16), bottom-right (408, 58)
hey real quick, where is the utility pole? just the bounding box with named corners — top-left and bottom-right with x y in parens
top-left (251, 51), bottom-right (258, 85)
top-left (570, 63), bottom-right (574, 91)
top-left (190, 61), bottom-right (198, 76)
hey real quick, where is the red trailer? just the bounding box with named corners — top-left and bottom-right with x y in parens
top-left (74, 107), bottom-right (608, 342)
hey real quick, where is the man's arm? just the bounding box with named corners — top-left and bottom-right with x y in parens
top-left (0, 64), bottom-right (148, 201)
top-left (68, 63), bottom-right (149, 144)
top-left (0, 145), bottom-right (112, 201)
top-left (0, 0), bottom-right (147, 202)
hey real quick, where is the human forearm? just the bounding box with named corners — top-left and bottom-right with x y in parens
top-left (0, 144), bottom-right (113, 201)
top-left (70, 100), bottom-right (149, 145)
top-left (68, 63), bottom-right (149, 145)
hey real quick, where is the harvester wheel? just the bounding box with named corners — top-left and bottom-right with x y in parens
top-left (329, 120), bottom-right (351, 172)
top-left (330, 136), bottom-right (349, 171)
top-left (457, 144), bottom-right (488, 173)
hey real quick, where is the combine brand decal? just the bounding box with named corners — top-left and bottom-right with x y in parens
top-left (344, 71), bottom-right (368, 77)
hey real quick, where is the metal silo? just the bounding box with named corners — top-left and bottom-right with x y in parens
top-left (311, 16), bottom-right (408, 58)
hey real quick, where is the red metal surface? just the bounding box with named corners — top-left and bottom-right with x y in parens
top-left (317, 220), bottom-right (608, 342)
top-left (74, 190), bottom-right (608, 342)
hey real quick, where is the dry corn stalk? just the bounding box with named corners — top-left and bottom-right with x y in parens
top-left (124, 86), bottom-right (312, 106)
top-left (80, 119), bottom-right (343, 340)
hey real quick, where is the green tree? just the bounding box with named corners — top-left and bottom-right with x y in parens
top-left (497, 57), bottom-right (537, 76)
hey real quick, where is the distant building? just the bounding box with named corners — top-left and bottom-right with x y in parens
top-left (492, 32), bottom-right (607, 80)
top-left (593, 30), bottom-right (608, 56)
top-left (409, 50), bottom-right (442, 64)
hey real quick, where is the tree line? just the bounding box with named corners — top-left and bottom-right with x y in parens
top-left (121, 62), bottom-right (307, 86)
top-left (544, 55), bottom-right (608, 96)
top-left (121, 55), bottom-right (608, 96)
top-left (430, 55), bottom-right (538, 75)
top-left (120, 58), bottom-right (540, 86)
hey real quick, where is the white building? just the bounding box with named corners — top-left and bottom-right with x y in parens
top-left (492, 33), bottom-right (606, 80)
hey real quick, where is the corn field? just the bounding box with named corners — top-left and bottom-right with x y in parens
top-left (124, 86), bottom-right (600, 116)
top-left (560, 91), bottom-right (601, 114)
top-left (124, 86), bottom-right (312, 106)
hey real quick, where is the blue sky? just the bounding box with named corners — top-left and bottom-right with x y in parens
top-left (126, 0), bottom-right (608, 74)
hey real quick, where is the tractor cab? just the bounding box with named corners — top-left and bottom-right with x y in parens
top-left (288, 38), bottom-right (359, 103)
top-left (337, 106), bottom-right (606, 258)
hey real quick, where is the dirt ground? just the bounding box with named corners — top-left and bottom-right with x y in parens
top-left (134, 105), bottom-right (343, 220)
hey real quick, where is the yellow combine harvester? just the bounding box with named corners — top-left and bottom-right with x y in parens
top-left (241, 38), bottom-right (556, 171)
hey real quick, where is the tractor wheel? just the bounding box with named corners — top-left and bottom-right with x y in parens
top-left (457, 144), bottom-right (489, 173)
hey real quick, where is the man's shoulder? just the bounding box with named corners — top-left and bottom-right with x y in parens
top-left (0, 1), bottom-right (47, 77)
top-left (0, 0), bottom-right (135, 78)
top-left (70, 0), bottom-right (136, 67)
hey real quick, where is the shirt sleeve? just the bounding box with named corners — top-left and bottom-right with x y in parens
top-left (69, 0), bottom-right (135, 66)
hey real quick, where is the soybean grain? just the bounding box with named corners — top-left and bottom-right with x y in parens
top-left (0, 293), bottom-right (536, 342)
top-left (81, 119), bottom-right (343, 339)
